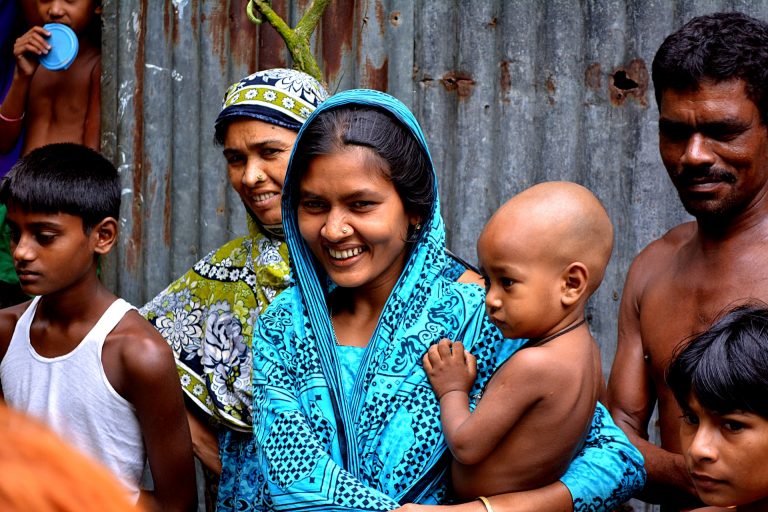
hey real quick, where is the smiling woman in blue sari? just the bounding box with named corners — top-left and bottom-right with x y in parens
top-left (249, 89), bottom-right (645, 511)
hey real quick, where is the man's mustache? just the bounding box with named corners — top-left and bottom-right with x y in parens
top-left (675, 166), bottom-right (737, 185)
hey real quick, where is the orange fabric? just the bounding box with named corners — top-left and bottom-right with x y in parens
top-left (0, 403), bottom-right (141, 512)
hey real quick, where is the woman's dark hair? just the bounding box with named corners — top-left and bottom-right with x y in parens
top-left (666, 303), bottom-right (768, 418)
top-left (0, 143), bottom-right (120, 232)
top-left (213, 121), bottom-right (229, 147)
top-left (652, 12), bottom-right (768, 125)
top-left (289, 106), bottom-right (434, 236)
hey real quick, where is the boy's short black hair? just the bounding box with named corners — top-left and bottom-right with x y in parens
top-left (666, 303), bottom-right (768, 418)
top-left (0, 143), bottom-right (120, 232)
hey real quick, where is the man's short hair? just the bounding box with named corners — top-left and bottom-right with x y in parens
top-left (666, 303), bottom-right (768, 418)
top-left (0, 143), bottom-right (120, 232)
top-left (652, 12), bottom-right (768, 125)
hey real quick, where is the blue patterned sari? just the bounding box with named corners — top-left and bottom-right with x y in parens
top-left (249, 90), bottom-right (645, 511)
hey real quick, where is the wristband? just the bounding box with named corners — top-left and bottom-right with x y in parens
top-left (0, 110), bottom-right (24, 122)
top-left (478, 496), bottom-right (494, 512)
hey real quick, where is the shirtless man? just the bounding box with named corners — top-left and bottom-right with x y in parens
top-left (607, 12), bottom-right (768, 511)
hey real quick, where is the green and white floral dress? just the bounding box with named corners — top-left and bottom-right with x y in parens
top-left (141, 215), bottom-right (290, 431)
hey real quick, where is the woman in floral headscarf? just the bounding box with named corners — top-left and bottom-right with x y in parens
top-left (140, 68), bottom-right (328, 510)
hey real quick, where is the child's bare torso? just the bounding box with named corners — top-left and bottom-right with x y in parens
top-left (452, 330), bottom-right (602, 500)
top-left (23, 45), bottom-right (100, 154)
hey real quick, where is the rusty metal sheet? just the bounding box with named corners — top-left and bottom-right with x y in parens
top-left (102, 0), bottom-right (768, 354)
top-left (100, 5), bottom-right (768, 508)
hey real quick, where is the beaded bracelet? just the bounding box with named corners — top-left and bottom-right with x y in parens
top-left (0, 110), bottom-right (24, 122)
top-left (478, 496), bottom-right (495, 512)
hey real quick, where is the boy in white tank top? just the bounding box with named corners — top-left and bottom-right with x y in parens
top-left (0, 143), bottom-right (196, 511)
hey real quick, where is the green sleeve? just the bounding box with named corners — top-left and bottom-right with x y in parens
top-left (0, 204), bottom-right (19, 284)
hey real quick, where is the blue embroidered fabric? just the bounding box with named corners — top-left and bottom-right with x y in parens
top-left (249, 89), bottom-right (645, 511)
top-left (337, 346), bottom-right (367, 406)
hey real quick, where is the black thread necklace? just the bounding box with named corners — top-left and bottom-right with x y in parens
top-left (472, 319), bottom-right (588, 402)
top-left (519, 318), bottom-right (587, 350)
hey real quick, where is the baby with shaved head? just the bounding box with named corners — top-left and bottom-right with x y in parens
top-left (423, 181), bottom-right (614, 502)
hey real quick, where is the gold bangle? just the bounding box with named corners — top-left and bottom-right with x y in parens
top-left (478, 496), bottom-right (494, 512)
top-left (0, 110), bottom-right (24, 122)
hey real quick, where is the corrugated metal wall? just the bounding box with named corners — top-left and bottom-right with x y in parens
top-left (100, 2), bottom-right (768, 509)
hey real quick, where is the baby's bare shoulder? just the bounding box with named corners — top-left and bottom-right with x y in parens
top-left (505, 337), bottom-right (595, 386)
top-left (498, 345), bottom-right (565, 382)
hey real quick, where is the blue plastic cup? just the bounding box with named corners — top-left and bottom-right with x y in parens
top-left (39, 23), bottom-right (79, 71)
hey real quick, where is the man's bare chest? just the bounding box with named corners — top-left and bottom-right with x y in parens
top-left (639, 259), bottom-right (768, 376)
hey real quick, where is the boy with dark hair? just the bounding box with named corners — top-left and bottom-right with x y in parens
top-left (666, 304), bottom-right (768, 511)
top-left (0, 143), bottom-right (196, 511)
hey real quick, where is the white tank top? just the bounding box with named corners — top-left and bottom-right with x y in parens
top-left (0, 296), bottom-right (144, 503)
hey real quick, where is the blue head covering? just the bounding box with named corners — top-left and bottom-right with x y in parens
top-left (250, 89), bottom-right (645, 511)
top-left (252, 90), bottom-right (499, 508)
top-left (281, 89), bottom-right (443, 292)
top-left (214, 68), bottom-right (328, 142)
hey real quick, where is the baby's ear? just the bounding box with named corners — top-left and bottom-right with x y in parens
top-left (92, 217), bottom-right (118, 255)
top-left (561, 262), bottom-right (589, 306)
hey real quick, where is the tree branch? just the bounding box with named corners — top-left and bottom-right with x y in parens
top-left (295, 0), bottom-right (333, 40)
top-left (247, 0), bottom-right (329, 83)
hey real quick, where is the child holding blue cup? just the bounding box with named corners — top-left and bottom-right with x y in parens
top-left (0, 0), bottom-right (102, 156)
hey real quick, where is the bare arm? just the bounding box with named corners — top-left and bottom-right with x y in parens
top-left (396, 404), bottom-right (644, 510)
top-left (0, 310), bottom-right (17, 361)
top-left (393, 481), bottom-right (573, 512)
top-left (0, 27), bottom-right (48, 153)
top-left (424, 340), bottom-right (546, 465)
top-left (0, 308), bottom-right (18, 399)
top-left (468, 483), bottom-right (572, 512)
top-left (185, 407), bottom-right (222, 475)
top-left (0, 304), bottom-right (27, 396)
top-left (607, 256), bottom-right (697, 505)
top-left (123, 325), bottom-right (197, 511)
top-left (423, 339), bottom-right (484, 463)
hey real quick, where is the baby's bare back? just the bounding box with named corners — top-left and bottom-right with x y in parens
top-left (23, 47), bottom-right (100, 154)
top-left (452, 331), bottom-right (601, 500)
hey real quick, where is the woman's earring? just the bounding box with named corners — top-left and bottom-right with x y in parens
top-left (415, 223), bottom-right (422, 231)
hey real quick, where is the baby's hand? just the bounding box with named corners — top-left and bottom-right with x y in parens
top-left (14, 26), bottom-right (51, 77)
top-left (422, 339), bottom-right (477, 399)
